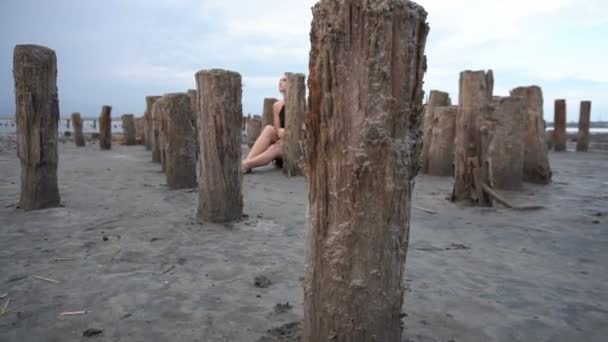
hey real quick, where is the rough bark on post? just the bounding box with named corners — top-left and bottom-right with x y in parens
top-left (145, 96), bottom-right (160, 151)
top-left (151, 100), bottom-right (163, 163)
top-left (304, 1), bottom-right (429, 341)
top-left (72, 112), bottom-right (86, 147)
top-left (14, 44), bottom-right (61, 210)
top-left (121, 114), bottom-right (136, 145)
top-left (451, 70), bottom-right (494, 205)
top-left (283, 72), bottom-right (306, 177)
top-left (262, 97), bottom-right (278, 127)
top-left (158, 103), bottom-right (169, 172)
top-left (99, 105), bottom-right (112, 150)
top-left (246, 116), bottom-right (262, 148)
top-left (196, 69), bottom-right (243, 223)
top-left (155, 93), bottom-right (197, 189)
top-left (554, 99), bottom-right (567, 152)
top-left (510, 86), bottom-right (552, 183)
top-left (188, 89), bottom-right (199, 161)
top-left (577, 101), bottom-right (591, 152)
top-left (486, 96), bottom-right (525, 190)
top-left (427, 105), bottom-right (457, 176)
top-left (421, 90), bottom-right (451, 173)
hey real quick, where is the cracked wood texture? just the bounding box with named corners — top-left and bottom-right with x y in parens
top-left (427, 105), bottom-right (457, 176)
top-left (188, 89), bottom-right (200, 162)
top-left (510, 86), bottom-right (551, 183)
top-left (14, 44), bottom-right (61, 210)
top-left (304, 1), bottom-right (428, 341)
top-left (156, 93), bottom-right (197, 189)
top-left (151, 98), bottom-right (163, 163)
top-left (283, 72), bottom-right (306, 177)
top-left (451, 70), bottom-right (494, 206)
top-left (196, 69), bottom-right (243, 223)
top-left (577, 101), bottom-right (591, 152)
top-left (72, 112), bottom-right (86, 147)
top-left (99, 105), bottom-right (112, 150)
top-left (262, 97), bottom-right (278, 127)
top-left (420, 90), bottom-right (451, 174)
top-left (553, 99), bottom-right (567, 152)
top-left (246, 116), bottom-right (262, 148)
top-left (145, 96), bottom-right (160, 151)
top-left (121, 114), bottom-right (136, 145)
top-left (487, 96), bottom-right (525, 190)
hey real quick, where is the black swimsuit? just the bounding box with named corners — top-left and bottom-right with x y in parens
top-left (279, 105), bottom-right (285, 128)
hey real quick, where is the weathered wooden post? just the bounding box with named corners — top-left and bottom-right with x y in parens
top-left (99, 105), bottom-right (112, 150)
top-left (187, 89), bottom-right (199, 161)
top-left (145, 96), bottom-right (160, 151)
top-left (427, 105), bottom-right (457, 176)
top-left (135, 117), bottom-right (145, 145)
top-left (510, 86), bottom-right (551, 183)
top-left (196, 69), bottom-right (243, 223)
top-left (487, 96), bottom-right (525, 190)
top-left (283, 72), bottom-right (306, 177)
top-left (14, 44), bottom-right (61, 210)
top-left (304, 1), bottom-right (428, 340)
top-left (72, 112), bottom-right (86, 147)
top-left (577, 101), bottom-right (591, 152)
top-left (121, 114), bottom-right (136, 145)
top-left (151, 100), bottom-right (163, 163)
top-left (262, 97), bottom-right (278, 127)
top-left (553, 99), bottom-right (567, 151)
top-left (155, 93), bottom-right (197, 189)
top-left (246, 115), bottom-right (262, 148)
top-left (421, 90), bottom-right (451, 173)
top-left (158, 103), bottom-right (169, 171)
top-left (451, 70), bottom-right (494, 205)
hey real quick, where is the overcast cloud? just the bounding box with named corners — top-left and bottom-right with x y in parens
top-left (1, 0), bottom-right (606, 121)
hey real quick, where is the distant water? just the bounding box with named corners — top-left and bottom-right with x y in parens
top-left (0, 118), bottom-right (130, 135)
top-left (0, 117), bottom-right (607, 134)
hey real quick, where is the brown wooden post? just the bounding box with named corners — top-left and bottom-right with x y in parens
top-left (196, 69), bottom-right (243, 223)
top-left (304, 1), bottom-right (429, 340)
top-left (487, 96), bottom-right (525, 190)
top-left (145, 96), bottom-right (160, 151)
top-left (421, 90), bottom-right (451, 173)
top-left (427, 105), bottom-right (457, 176)
top-left (151, 99), bottom-right (163, 162)
top-left (283, 72), bottom-right (306, 177)
top-left (510, 86), bottom-right (551, 183)
top-left (121, 114), bottom-right (136, 145)
top-left (99, 105), bottom-right (112, 150)
top-left (246, 116), bottom-right (262, 148)
top-left (155, 93), bottom-right (197, 189)
top-left (553, 99), bottom-right (567, 151)
top-left (14, 44), bottom-right (61, 210)
top-left (72, 112), bottom-right (86, 147)
top-left (262, 97), bottom-right (278, 127)
top-left (577, 101), bottom-right (591, 152)
top-left (451, 70), bottom-right (494, 205)
top-left (187, 89), bottom-right (199, 161)
top-left (135, 117), bottom-right (145, 145)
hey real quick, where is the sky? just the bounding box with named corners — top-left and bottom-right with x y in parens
top-left (0, 0), bottom-right (606, 122)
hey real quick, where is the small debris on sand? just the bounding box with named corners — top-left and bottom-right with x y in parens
top-left (82, 328), bottom-right (103, 337)
top-left (254, 275), bottom-right (272, 288)
top-left (273, 302), bottom-right (292, 314)
top-left (256, 321), bottom-right (301, 342)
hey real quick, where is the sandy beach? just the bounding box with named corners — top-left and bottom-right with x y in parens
top-left (0, 135), bottom-right (607, 342)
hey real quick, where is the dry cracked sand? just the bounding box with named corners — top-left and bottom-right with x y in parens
top-left (0, 136), bottom-right (607, 342)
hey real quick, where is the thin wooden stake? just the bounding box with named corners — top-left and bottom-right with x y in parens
top-left (33, 275), bottom-right (60, 283)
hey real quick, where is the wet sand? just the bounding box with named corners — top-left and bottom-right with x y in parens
top-left (0, 136), bottom-right (607, 342)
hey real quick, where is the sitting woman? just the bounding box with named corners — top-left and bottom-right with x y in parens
top-left (241, 74), bottom-right (287, 173)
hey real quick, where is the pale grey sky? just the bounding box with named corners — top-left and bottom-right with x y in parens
top-left (1, 0), bottom-right (606, 121)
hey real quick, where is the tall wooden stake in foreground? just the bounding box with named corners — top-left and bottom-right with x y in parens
top-left (196, 69), bottom-right (243, 223)
top-left (577, 101), bottom-right (591, 152)
top-left (510, 86), bottom-right (551, 183)
top-left (304, 1), bottom-right (428, 340)
top-left (451, 70), bottom-right (494, 205)
top-left (14, 44), bottom-right (61, 210)
top-left (99, 105), bottom-right (112, 150)
top-left (553, 99), bottom-right (567, 152)
top-left (72, 112), bottom-right (86, 147)
top-left (283, 72), bottom-right (306, 177)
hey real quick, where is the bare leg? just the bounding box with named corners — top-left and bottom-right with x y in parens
top-left (242, 142), bottom-right (282, 171)
top-left (246, 125), bottom-right (278, 160)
